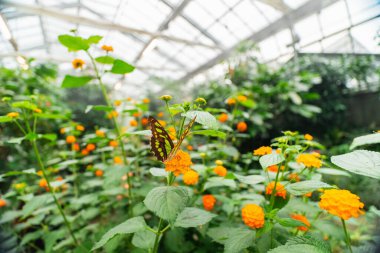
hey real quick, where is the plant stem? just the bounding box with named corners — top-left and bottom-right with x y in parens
top-left (341, 218), bottom-right (353, 253)
top-left (31, 140), bottom-right (79, 246)
top-left (165, 101), bottom-right (176, 129)
top-left (269, 166), bottom-right (281, 210)
top-left (152, 218), bottom-right (164, 253)
top-left (86, 51), bottom-right (134, 210)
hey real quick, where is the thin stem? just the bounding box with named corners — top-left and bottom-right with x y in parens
top-left (152, 218), bottom-right (164, 253)
top-left (31, 140), bottom-right (79, 246)
top-left (165, 101), bottom-right (176, 129)
top-left (13, 120), bottom-right (27, 135)
top-left (177, 117), bottom-right (186, 139)
top-left (86, 50), bottom-right (134, 209)
top-left (341, 218), bottom-right (353, 253)
top-left (269, 167), bottom-right (281, 210)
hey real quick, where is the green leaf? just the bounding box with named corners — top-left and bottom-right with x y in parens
top-left (110, 59), bottom-right (135, 74)
top-left (131, 230), bottom-right (156, 249)
top-left (268, 244), bottom-right (326, 253)
top-left (204, 177), bottom-right (236, 190)
top-left (12, 101), bottom-right (38, 110)
top-left (91, 216), bottom-right (146, 250)
top-left (207, 227), bottom-right (231, 244)
top-left (85, 105), bottom-right (114, 113)
top-left (269, 235), bottom-right (332, 253)
top-left (22, 194), bottom-right (52, 218)
top-left (174, 207), bottom-right (216, 228)
top-left (121, 130), bottom-right (152, 138)
top-left (95, 56), bottom-right (115, 64)
top-left (234, 173), bottom-right (265, 185)
top-left (0, 169), bottom-right (37, 178)
top-left (7, 137), bottom-right (25, 144)
top-left (224, 227), bottom-right (255, 253)
top-left (58, 35), bottom-right (89, 51)
top-left (259, 153), bottom-right (285, 169)
top-left (331, 150), bottom-right (380, 179)
top-left (276, 218), bottom-right (306, 228)
top-left (240, 99), bottom-right (256, 108)
top-left (61, 75), bottom-right (93, 88)
top-left (86, 35), bottom-right (102, 45)
top-left (317, 168), bottom-right (351, 177)
top-left (182, 111), bottom-right (219, 130)
top-left (21, 231), bottom-right (43, 246)
top-left (286, 180), bottom-right (333, 196)
top-left (149, 168), bottom-right (168, 177)
top-left (36, 113), bottom-right (67, 119)
top-left (39, 134), bottom-right (57, 142)
top-left (350, 133), bottom-right (380, 150)
top-left (143, 186), bottom-right (189, 223)
top-left (0, 116), bottom-right (13, 123)
top-left (192, 130), bottom-right (226, 139)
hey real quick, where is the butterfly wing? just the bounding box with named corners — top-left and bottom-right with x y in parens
top-left (168, 116), bottom-right (197, 160)
top-left (149, 116), bottom-right (174, 162)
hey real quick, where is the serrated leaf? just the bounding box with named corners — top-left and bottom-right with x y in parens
top-left (58, 35), bottom-right (89, 51)
top-left (143, 186), bottom-right (189, 223)
top-left (36, 113), bottom-right (67, 119)
top-left (286, 180), bottom-right (333, 196)
top-left (132, 230), bottom-right (156, 249)
top-left (192, 129), bottom-right (226, 139)
top-left (331, 150), bottom-right (380, 179)
top-left (350, 133), bottom-right (380, 150)
top-left (204, 177), bottom-right (236, 190)
top-left (95, 56), bottom-right (115, 64)
top-left (224, 227), bottom-right (255, 253)
top-left (268, 244), bottom-right (326, 253)
top-left (317, 168), bottom-right (351, 177)
top-left (91, 216), bottom-right (146, 250)
top-left (276, 218), bottom-right (306, 228)
top-left (174, 207), bottom-right (216, 228)
top-left (85, 105), bottom-right (114, 113)
top-left (12, 101), bottom-right (38, 110)
top-left (39, 134), bottom-right (57, 141)
top-left (61, 75), bottom-right (92, 88)
top-left (22, 194), bottom-right (52, 218)
top-left (0, 116), bottom-right (13, 123)
top-left (234, 173), bottom-right (265, 185)
top-left (182, 111), bottom-right (219, 130)
top-left (7, 137), bottom-right (25, 144)
top-left (149, 168), bottom-right (168, 177)
top-left (259, 153), bottom-right (285, 169)
top-left (110, 59), bottom-right (135, 74)
top-left (86, 35), bottom-right (102, 44)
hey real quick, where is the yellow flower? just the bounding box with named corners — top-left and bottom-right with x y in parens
top-left (167, 126), bottom-right (176, 140)
top-left (291, 214), bottom-right (310, 231)
top-left (14, 182), bottom-right (27, 190)
top-left (107, 110), bottom-right (119, 119)
top-left (130, 119), bottom-right (138, 127)
top-left (202, 195), bottom-right (216, 211)
top-left (215, 160), bottom-right (223, 166)
top-left (183, 170), bottom-right (199, 185)
top-left (265, 181), bottom-right (287, 199)
top-left (242, 204), bottom-right (265, 229)
top-left (157, 112), bottom-right (164, 118)
top-left (101, 45), bottom-right (114, 52)
top-left (253, 146), bottom-right (272, 156)
top-left (164, 150), bottom-right (192, 176)
top-left (7, 112), bottom-right (19, 118)
top-left (160, 95), bottom-right (172, 101)
top-left (72, 58), bottom-right (85, 69)
top-left (114, 100), bottom-right (122, 106)
top-left (96, 130), bottom-right (105, 137)
top-left (237, 95), bottom-right (247, 102)
top-left (288, 173), bottom-right (300, 182)
top-left (297, 153), bottom-right (322, 168)
top-left (114, 156), bottom-right (123, 165)
top-left (319, 189), bottom-right (364, 220)
top-left (142, 98), bottom-right (150, 104)
top-left (76, 125), bottom-right (85, 131)
top-left (226, 98), bottom-right (236, 105)
top-left (194, 97), bottom-right (207, 105)
top-left (213, 165), bottom-right (227, 177)
top-left (158, 120), bottom-right (166, 127)
top-left (34, 108), bottom-right (42, 113)
top-left (304, 134), bottom-right (313, 141)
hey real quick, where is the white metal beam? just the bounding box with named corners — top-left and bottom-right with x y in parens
top-left (2, 1), bottom-right (220, 50)
top-left (179, 0), bottom-right (340, 83)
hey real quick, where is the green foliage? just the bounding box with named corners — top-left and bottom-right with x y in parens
top-left (174, 207), bottom-right (216, 228)
top-left (110, 59), bottom-right (135, 74)
top-left (286, 181), bottom-right (334, 196)
top-left (61, 75), bottom-right (93, 88)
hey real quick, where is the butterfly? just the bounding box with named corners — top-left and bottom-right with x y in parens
top-left (149, 116), bottom-right (196, 162)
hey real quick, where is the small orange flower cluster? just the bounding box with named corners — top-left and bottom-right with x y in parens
top-left (109, 140), bottom-right (118, 148)
top-left (288, 173), bottom-right (300, 182)
top-left (114, 156), bottom-right (123, 165)
top-left (76, 125), bottom-right (85, 131)
top-left (95, 169), bottom-right (104, 177)
top-left (66, 135), bottom-right (76, 144)
top-left (130, 119), bottom-right (138, 127)
top-left (141, 117), bottom-right (149, 126)
top-left (319, 189), bottom-right (364, 220)
top-left (6, 112), bottom-right (19, 118)
top-left (267, 165), bottom-right (285, 173)
top-left (114, 100), bottom-right (122, 106)
top-left (304, 134), bottom-right (313, 141)
top-left (164, 150), bottom-right (192, 176)
top-left (96, 130), bottom-right (105, 137)
top-left (218, 113), bottom-right (228, 123)
top-left (265, 181), bottom-right (287, 199)
top-left (213, 165), bottom-right (227, 177)
top-left (237, 122), bottom-right (247, 132)
top-left (0, 198), bottom-right (7, 207)
top-left (107, 110), bottom-right (119, 119)
top-left (241, 204), bottom-right (265, 229)
top-left (253, 146), bottom-right (272, 156)
top-left (183, 170), bottom-right (199, 185)
top-left (226, 98), bottom-right (236, 105)
top-left (101, 45), bottom-right (114, 52)
top-left (291, 214), bottom-right (310, 231)
top-left (202, 195), bottom-right (216, 211)
top-left (296, 153), bottom-right (322, 168)
top-left (72, 58), bottom-right (85, 69)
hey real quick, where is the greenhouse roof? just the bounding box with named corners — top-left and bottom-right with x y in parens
top-left (0, 0), bottom-right (379, 94)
